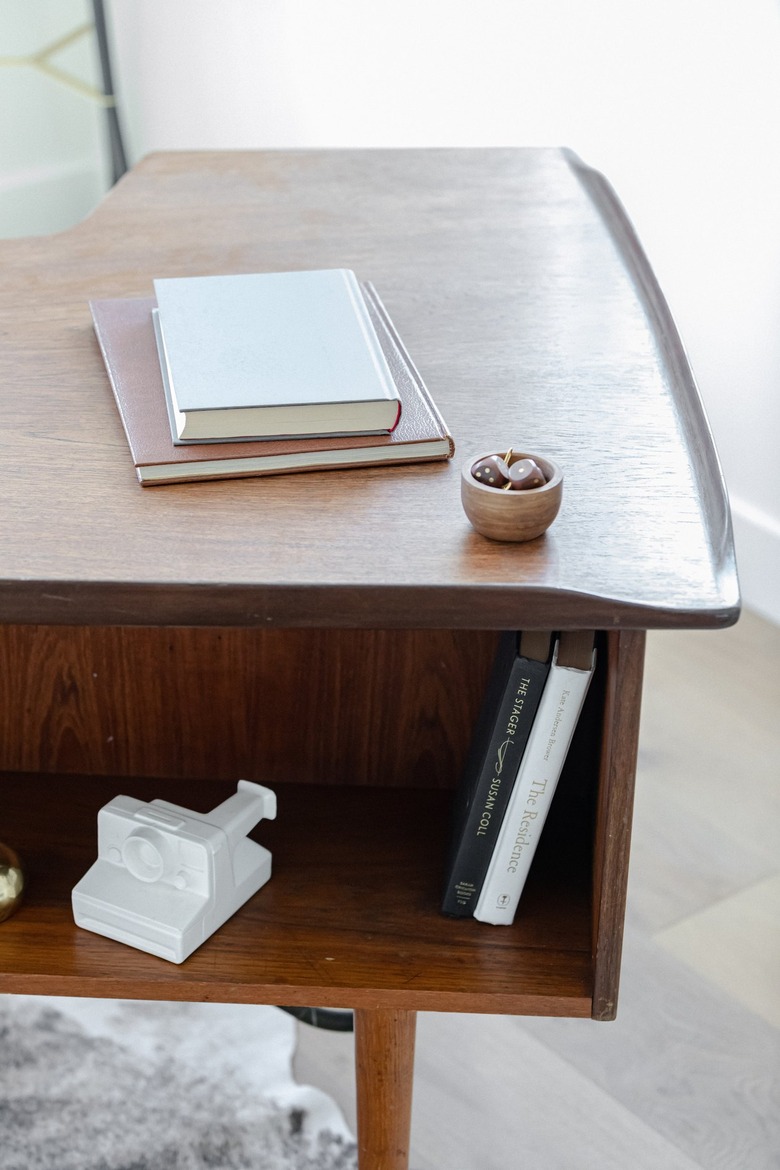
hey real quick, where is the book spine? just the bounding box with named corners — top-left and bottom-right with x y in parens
top-left (441, 651), bottom-right (550, 916)
top-left (473, 651), bottom-right (595, 926)
top-left (340, 269), bottom-right (401, 407)
top-left (361, 282), bottom-right (455, 456)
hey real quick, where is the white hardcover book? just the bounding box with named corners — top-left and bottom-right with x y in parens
top-left (473, 633), bottom-right (596, 926)
top-left (153, 268), bottom-right (402, 441)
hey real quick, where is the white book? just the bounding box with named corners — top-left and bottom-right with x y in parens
top-left (153, 268), bottom-right (402, 441)
top-left (473, 632), bottom-right (596, 926)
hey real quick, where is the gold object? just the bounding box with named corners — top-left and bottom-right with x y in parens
top-left (0, 842), bottom-right (25, 922)
top-left (501, 447), bottom-right (514, 489)
top-left (0, 23), bottom-right (117, 108)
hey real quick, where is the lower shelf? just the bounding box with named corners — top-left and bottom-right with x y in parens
top-left (1, 773), bottom-right (593, 1016)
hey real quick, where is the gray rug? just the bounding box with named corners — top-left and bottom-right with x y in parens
top-left (0, 996), bottom-right (357, 1170)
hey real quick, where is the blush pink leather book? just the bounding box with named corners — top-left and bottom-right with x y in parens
top-left (90, 283), bottom-right (454, 485)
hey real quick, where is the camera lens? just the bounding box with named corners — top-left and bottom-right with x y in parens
top-left (122, 829), bottom-right (168, 883)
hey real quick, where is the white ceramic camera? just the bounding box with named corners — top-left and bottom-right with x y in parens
top-left (72, 781), bottom-right (276, 963)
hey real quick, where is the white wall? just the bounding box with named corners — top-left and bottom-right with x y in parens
top-left (3, 0), bottom-right (779, 620)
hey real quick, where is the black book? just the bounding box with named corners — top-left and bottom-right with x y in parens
top-left (441, 631), bottom-right (552, 917)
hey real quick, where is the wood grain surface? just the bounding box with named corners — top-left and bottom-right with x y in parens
top-left (590, 629), bottom-right (646, 1019)
top-left (0, 626), bottom-right (624, 1017)
top-left (0, 148), bottom-right (738, 629)
top-left (355, 1009), bottom-right (417, 1170)
top-left (0, 626), bottom-right (497, 783)
top-left (0, 776), bottom-right (593, 1015)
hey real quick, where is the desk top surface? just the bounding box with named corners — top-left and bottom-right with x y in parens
top-left (0, 148), bottom-right (739, 629)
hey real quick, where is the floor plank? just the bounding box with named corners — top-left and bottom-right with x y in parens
top-left (520, 929), bottom-right (780, 1170)
top-left (656, 872), bottom-right (780, 1029)
top-left (412, 1012), bottom-right (703, 1170)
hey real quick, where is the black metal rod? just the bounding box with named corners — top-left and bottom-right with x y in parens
top-left (91, 0), bottom-right (128, 183)
top-left (279, 1006), bottom-right (355, 1033)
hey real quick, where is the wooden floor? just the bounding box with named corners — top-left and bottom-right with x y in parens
top-left (294, 609), bottom-right (780, 1168)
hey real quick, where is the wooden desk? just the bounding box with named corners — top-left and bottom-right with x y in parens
top-left (0, 149), bottom-right (739, 1169)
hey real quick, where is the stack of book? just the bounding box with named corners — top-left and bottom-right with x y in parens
top-left (90, 268), bottom-right (454, 485)
top-left (442, 629), bottom-right (596, 925)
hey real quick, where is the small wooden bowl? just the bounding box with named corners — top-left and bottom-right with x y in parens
top-left (461, 451), bottom-right (563, 542)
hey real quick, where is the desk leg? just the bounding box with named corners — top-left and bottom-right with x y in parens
top-left (354, 1008), bottom-right (416, 1170)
